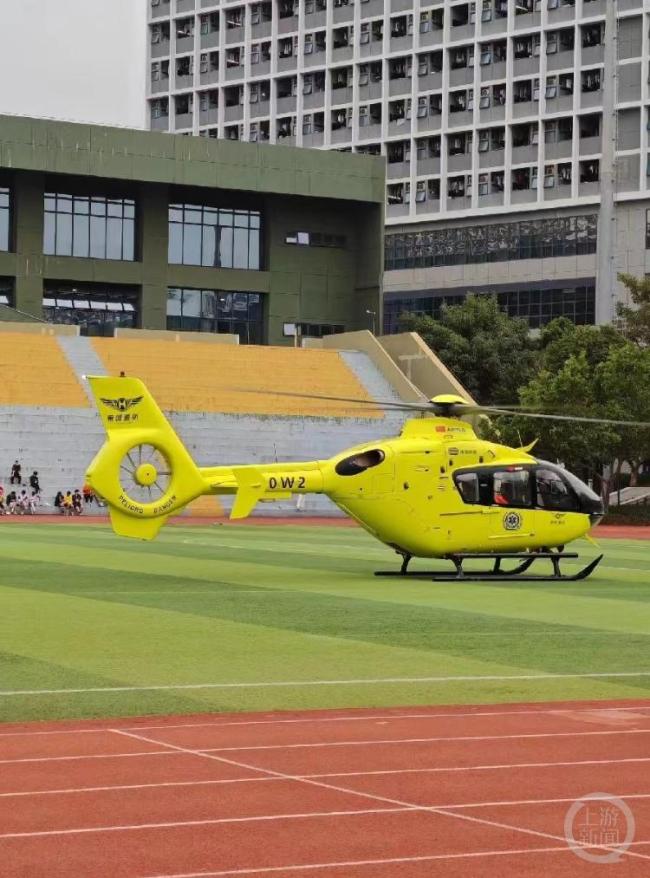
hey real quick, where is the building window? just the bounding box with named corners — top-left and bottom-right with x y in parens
top-left (0, 187), bottom-right (10, 251)
top-left (286, 322), bottom-right (345, 339)
top-left (43, 193), bottom-right (135, 261)
top-left (168, 204), bottom-right (261, 270)
top-left (385, 215), bottom-right (598, 271)
top-left (43, 283), bottom-right (139, 336)
top-left (167, 288), bottom-right (263, 344)
top-left (0, 278), bottom-right (13, 309)
top-left (383, 284), bottom-right (596, 333)
top-left (285, 231), bottom-right (346, 248)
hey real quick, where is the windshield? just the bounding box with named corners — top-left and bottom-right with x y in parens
top-left (453, 462), bottom-right (603, 515)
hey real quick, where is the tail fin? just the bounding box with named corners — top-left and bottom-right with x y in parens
top-left (86, 376), bottom-right (206, 540)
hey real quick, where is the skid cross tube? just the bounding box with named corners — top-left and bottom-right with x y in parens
top-left (375, 552), bottom-right (604, 582)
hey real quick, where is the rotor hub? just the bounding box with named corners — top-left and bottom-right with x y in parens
top-left (135, 462), bottom-right (158, 487)
top-left (119, 444), bottom-right (172, 504)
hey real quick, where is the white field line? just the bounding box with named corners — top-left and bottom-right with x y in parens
top-left (1, 703), bottom-right (649, 738)
top-left (143, 842), bottom-right (650, 878)
top-left (112, 729), bottom-right (650, 864)
top-left (3, 755), bottom-right (650, 799)
top-left (2, 670), bottom-right (650, 697)
top-left (2, 727), bottom-right (650, 766)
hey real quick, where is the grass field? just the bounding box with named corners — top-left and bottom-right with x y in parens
top-left (0, 522), bottom-right (648, 724)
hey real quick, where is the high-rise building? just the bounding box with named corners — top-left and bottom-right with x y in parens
top-left (146, 0), bottom-right (650, 331)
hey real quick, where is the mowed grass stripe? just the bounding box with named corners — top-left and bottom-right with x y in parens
top-left (1, 531), bottom-right (648, 637)
top-left (0, 578), bottom-right (561, 721)
top-left (1, 564), bottom-right (650, 687)
top-left (0, 524), bottom-right (648, 721)
top-left (0, 535), bottom-right (645, 617)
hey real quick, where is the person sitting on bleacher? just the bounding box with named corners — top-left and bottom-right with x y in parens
top-left (73, 490), bottom-right (84, 515)
top-left (0, 485), bottom-right (5, 515)
top-left (10, 461), bottom-right (21, 485)
top-left (16, 490), bottom-right (31, 515)
top-left (6, 491), bottom-right (17, 514)
top-left (82, 482), bottom-right (95, 505)
top-left (29, 471), bottom-right (40, 495)
top-left (62, 491), bottom-right (74, 516)
top-left (54, 491), bottom-right (64, 513)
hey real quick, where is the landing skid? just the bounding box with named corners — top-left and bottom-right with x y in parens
top-left (375, 551), bottom-right (604, 582)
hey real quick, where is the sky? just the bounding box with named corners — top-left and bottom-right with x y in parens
top-left (0, 0), bottom-right (147, 128)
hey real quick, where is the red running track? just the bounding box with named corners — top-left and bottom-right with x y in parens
top-left (1, 699), bottom-right (650, 877)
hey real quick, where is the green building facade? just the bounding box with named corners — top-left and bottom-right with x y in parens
top-left (0, 116), bottom-right (384, 344)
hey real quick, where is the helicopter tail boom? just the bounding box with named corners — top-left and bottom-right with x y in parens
top-left (86, 376), bottom-right (326, 538)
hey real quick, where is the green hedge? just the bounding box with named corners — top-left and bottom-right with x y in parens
top-left (603, 505), bottom-right (650, 526)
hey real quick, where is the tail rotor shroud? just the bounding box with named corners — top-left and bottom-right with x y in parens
top-left (119, 444), bottom-right (172, 506)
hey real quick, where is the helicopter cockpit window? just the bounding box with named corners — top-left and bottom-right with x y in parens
top-left (455, 472), bottom-right (480, 504)
top-left (335, 449), bottom-right (385, 476)
top-left (535, 467), bottom-right (578, 511)
top-left (493, 469), bottom-right (532, 508)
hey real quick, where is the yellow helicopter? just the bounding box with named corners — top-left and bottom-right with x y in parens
top-left (85, 375), bottom-right (645, 582)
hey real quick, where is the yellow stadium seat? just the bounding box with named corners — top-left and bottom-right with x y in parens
top-left (92, 339), bottom-right (381, 418)
top-left (184, 495), bottom-right (226, 518)
top-left (0, 334), bottom-right (87, 408)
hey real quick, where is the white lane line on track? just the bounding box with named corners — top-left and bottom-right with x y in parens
top-left (0, 777), bottom-right (283, 798)
top-left (142, 842), bottom-right (650, 878)
top-left (2, 755), bottom-right (650, 798)
top-left (1, 703), bottom-right (648, 738)
top-left (193, 727), bottom-right (650, 752)
top-left (111, 729), bottom-right (650, 864)
top-left (2, 780), bottom-right (650, 817)
top-left (0, 807), bottom-right (411, 840)
top-left (318, 754), bottom-right (650, 779)
top-left (3, 727), bottom-right (650, 765)
top-left (0, 750), bottom-right (175, 766)
top-left (2, 670), bottom-right (650, 696)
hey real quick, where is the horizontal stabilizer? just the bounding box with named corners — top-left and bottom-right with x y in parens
top-left (231, 467), bottom-right (265, 520)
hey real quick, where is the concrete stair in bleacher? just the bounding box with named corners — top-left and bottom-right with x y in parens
top-left (57, 336), bottom-right (107, 403)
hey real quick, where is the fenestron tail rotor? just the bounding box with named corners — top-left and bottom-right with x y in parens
top-left (119, 444), bottom-right (172, 505)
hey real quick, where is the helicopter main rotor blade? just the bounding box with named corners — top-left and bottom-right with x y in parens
top-left (230, 388), bottom-right (650, 428)
top-left (471, 407), bottom-right (650, 428)
top-left (230, 387), bottom-right (432, 411)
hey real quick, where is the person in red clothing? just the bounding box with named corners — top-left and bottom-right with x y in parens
top-left (82, 483), bottom-right (95, 505)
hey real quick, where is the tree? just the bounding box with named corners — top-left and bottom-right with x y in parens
top-left (398, 295), bottom-right (538, 404)
top-left (597, 343), bottom-right (650, 485)
top-left (486, 342), bottom-right (650, 501)
top-left (539, 317), bottom-right (625, 374)
top-left (488, 351), bottom-right (619, 494)
top-left (616, 273), bottom-right (650, 346)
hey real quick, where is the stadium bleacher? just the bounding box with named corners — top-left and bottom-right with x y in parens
top-left (0, 334), bottom-right (88, 408)
top-left (0, 332), bottom-right (412, 515)
top-left (91, 339), bottom-right (381, 419)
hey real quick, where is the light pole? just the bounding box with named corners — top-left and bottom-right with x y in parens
top-left (365, 309), bottom-right (376, 335)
